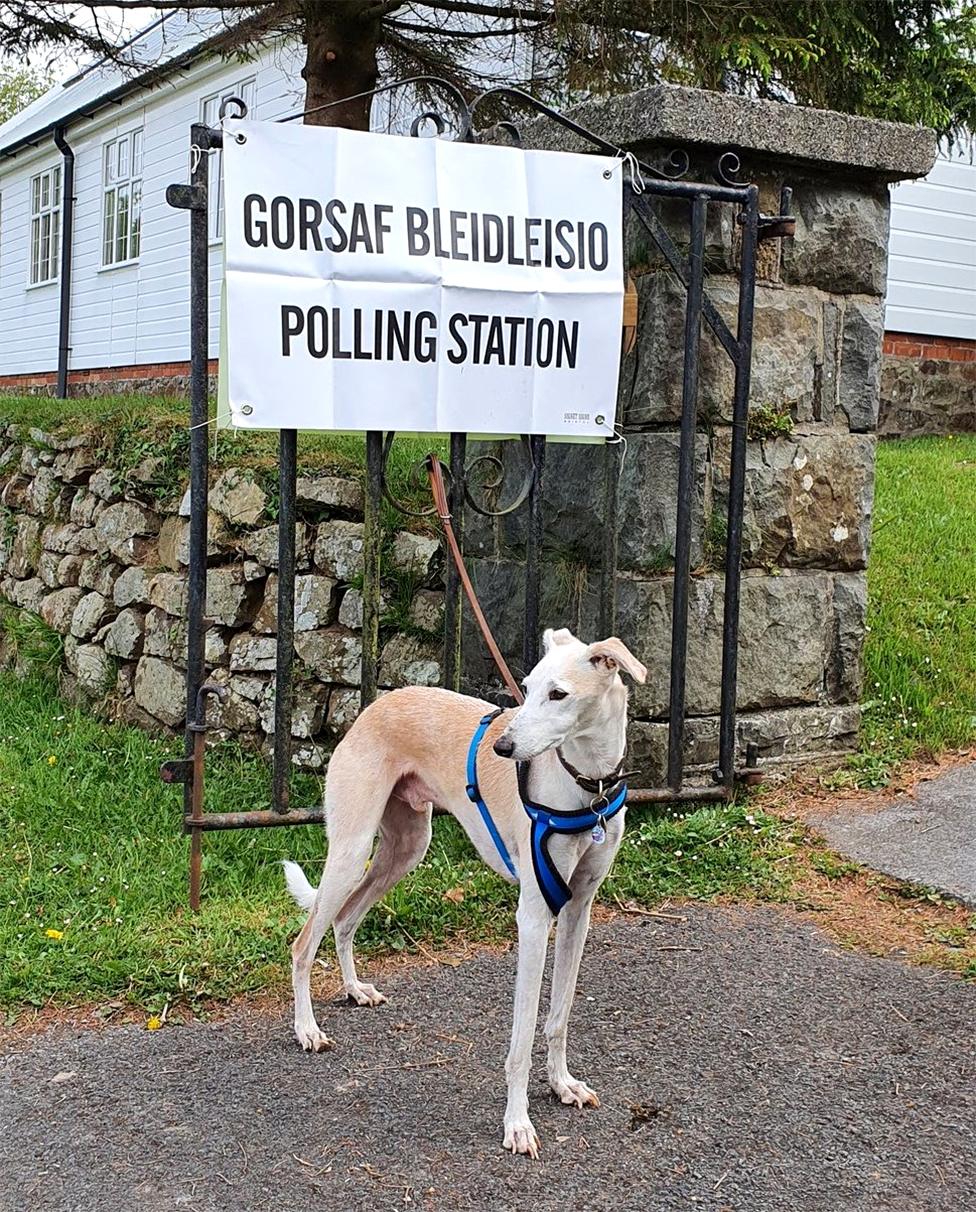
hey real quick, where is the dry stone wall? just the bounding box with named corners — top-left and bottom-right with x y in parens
top-left (0, 428), bottom-right (443, 770)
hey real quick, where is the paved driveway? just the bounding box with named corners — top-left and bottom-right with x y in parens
top-left (2, 907), bottom-right (974, 1212)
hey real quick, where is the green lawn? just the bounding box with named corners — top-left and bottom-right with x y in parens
top-left (0, 674), bottom-right (794, 1013)
top-left (853, 434), bottom-right (976, 785)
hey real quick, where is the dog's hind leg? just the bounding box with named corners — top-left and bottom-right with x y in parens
top-left (291, 767), bottom-right (390, 1053)
top-left (333, 797), bottom-right (433, 1006)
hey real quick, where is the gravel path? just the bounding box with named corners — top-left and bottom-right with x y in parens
top-left (2, 906), bottom-right (974, 1212)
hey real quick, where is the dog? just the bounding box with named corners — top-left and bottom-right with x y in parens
top-left (283, 627), bottom-right (646, 1158)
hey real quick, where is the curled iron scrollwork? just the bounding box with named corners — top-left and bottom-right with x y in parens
top-left (462, 437), bottom-right (535, 518)
top-left (714, 150), bottom-right (742, 187)
top-left (379, 434), bottom-right (537, 520)
top-left (659, 148), bottom-right (690, 180)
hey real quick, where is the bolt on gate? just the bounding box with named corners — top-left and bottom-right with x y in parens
top-left (162, 79), bottom-right (795, 909)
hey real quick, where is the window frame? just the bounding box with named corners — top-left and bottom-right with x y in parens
top-left (28, 164), bottom-right (62, 287)
top-left (200, 76), bottom-right (257, 243)
top-left (101, 127), bottom-right (144, 269)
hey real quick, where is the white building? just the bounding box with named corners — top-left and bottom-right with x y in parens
top-left (886, 142), bottom-right (976, 342)
top-left (0, 9), bottom-right (972, 396)
top-left (0, 10), bottom-right (307, 392)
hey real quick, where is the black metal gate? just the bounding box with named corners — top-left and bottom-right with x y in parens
top-left (162, 79), bottom-right (794, 908)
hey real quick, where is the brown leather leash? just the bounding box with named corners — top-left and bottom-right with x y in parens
top-left (426, 455), bottom-right (525, 705)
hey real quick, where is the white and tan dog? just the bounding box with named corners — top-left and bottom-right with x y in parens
top-left (283, 627), bottom-right (646, 1157)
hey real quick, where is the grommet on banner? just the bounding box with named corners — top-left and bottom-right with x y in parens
top-left (240, 404), bottom-right (253, 416)
top-left (606, 150), bottom-right (646, 195)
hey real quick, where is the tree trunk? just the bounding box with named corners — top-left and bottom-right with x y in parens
top-left (301, 1), bottom-right (381, 130)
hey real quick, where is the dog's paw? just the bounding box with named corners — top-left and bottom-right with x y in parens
top-left (344, 982), bottom-right (388, 1008)
top-left (295, 1025), bottom-right (335, 1053)
top-left (550, 1076), bottom-right (601, 1109)
top-left (502, 1117), bottom-right (541, 1159)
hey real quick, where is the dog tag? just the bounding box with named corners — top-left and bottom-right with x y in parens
top-left (591, 820), bottom-right (607, 844)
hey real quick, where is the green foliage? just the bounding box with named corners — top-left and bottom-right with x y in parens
top-left (747, 402), bottom-right (795, 441)
top-left (549, 1), bottom-right (976, 142)
top-left (0, 606), bottom-right (63, 673)
top-left (0, 64), bottom-right (49, 125)
top-left (852, 435), bottom-right (976, 785)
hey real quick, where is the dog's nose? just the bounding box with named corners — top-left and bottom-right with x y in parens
top-left (493, 735), bottom-right (515, 758)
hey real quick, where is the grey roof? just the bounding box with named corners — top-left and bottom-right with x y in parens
top-left (0, 7), bottom-right (234, 157)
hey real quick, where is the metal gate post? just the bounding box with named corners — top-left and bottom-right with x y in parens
top-left (162, 123), bottom-right (218, 910)
top-left (666, 195), bottom-right (707, 792)
top-left (360, 431), bottom-right (384, 708)
top-left (273, 428), bottom-right (298, 811)
top-left (443, 432), bottom-right (467, 691)
top-left (717, 185), bottom-right (760, 789)
top-left (523, 434), bottom-right (546, 675)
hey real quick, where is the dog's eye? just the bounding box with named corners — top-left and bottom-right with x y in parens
top-left (549, 688), bottom-right (568, 701)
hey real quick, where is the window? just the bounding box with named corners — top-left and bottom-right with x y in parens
top-left (102, 129), bottom-right (143, 266)
top-left (29, 165), bottom-right (61, 285)
top-left (201, 77), bottom-right (256, 240)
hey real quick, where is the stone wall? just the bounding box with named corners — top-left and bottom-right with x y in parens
top-left (0, 426), bottom-right (443, 770)
top-left (879, 333), bottom-right (976, 436)
top-left (462, 84), bottom-right (936, 782)
top-left (0, 85), bottom-right (937, 786)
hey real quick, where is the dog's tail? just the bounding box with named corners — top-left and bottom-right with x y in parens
top-left (282, 860), bottom-right (318, 912)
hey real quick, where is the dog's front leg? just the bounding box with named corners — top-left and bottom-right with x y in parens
top-left (502, 888), bottom-right (553, 1159)
top-left (545, 835), bottom-right (621, 1109)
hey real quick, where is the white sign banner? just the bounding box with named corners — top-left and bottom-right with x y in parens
top-left (221, 120), bottom-right (623, 438)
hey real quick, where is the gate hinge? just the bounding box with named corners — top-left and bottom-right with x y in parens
top-left (160, 759), bottom-right (192, 785)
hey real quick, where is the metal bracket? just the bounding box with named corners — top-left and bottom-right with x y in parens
top-left (166, 183), bottom-right (206, 212)
top-left (159, 759), bottom-right (192, 785)
top-left (756, 184), bottom-right (796, 242)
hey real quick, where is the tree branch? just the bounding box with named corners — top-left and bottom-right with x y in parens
top-left (405, 1), bottom-right (549, 20)
top-left (386, 18), bottom-right (547, 38)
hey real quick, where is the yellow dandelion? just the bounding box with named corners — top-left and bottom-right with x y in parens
top-left (47, 755), bottom-right (57, 766)
top-left (44, 928), bottom-right (64, 940)
top-left (146, 1015), bottom-right (163, 1031)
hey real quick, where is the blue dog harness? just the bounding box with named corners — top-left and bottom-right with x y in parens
top-left (465, 709), bottom-right (629, 915)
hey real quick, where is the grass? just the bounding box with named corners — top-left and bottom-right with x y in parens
top-left (0, 393), bottom-right (447, 521)
top-left (847, 434), bottom-right (976, 787)
top-left (0, 671), bottom-right (798, 1015)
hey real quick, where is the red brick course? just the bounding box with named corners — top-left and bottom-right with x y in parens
top-left (883, 332), bottom-right (976, 362)
top-left (0, 360), bottom-right (219, 391)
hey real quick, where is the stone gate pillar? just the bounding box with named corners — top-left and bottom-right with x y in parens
top-left (464, 83), bottom-right (935, 779)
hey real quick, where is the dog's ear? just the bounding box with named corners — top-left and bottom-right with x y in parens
top-left (543, 627), bottom-right (576, 652)
top-left (586, 637), bottom-right (647, 684)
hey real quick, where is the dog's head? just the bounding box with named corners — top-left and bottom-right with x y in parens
top-left (493, 628), bottom-right (646, 762)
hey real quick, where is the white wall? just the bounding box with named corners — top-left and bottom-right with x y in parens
top-left (0, 40), bottom-right (305, 376)
top-left (886, 144), bottom-right (976, 340)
